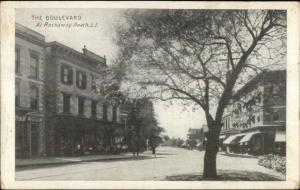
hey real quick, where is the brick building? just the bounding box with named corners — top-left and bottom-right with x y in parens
top-left (15, 24), bottom-right (47, 158)
top-left (220, 70), bottom-right (286, 155)
top-left (15, 23), bottom-right (126, 158)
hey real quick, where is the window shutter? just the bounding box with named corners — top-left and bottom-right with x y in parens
top-left (83, 73), bottom-right (87, 89)
top-left (61, 66), bottom-right (65, 83)
top-left (76, 71), bottom-right (79, 87)
top-left (68, 68), bottom-right (73, 84)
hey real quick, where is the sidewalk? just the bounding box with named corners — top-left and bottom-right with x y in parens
top-left (16, 153), bottom-right (146, 168)
top-left (218, 151), bottom-right (258, 158)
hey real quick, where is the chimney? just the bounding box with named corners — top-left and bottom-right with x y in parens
top-left (83, 45), bottom-right (87, 55)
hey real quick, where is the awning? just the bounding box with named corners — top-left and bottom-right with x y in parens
top-left (223, 134), bottom-right (245, 145)
top-left (275, 130), bottom-right (286, 142)
top-left (219, 135), bottom-right (226, 139)
top-left (239, 131), bottom-right (262, 144)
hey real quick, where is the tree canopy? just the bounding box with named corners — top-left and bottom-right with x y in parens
top-left (116, 9), bottom-right (286, 126)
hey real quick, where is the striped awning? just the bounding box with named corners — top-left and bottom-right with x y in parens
top-left (223, 133), bottom-right (245, 145)
top-left (219, 135), bottom-right (226, 139)
top-left (275, 130), bottom-right (286, 142)
top-left (239, 131), bottom-right (261, 144)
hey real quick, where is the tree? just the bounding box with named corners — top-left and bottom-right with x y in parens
top-left (115, 9), bottom-right (286, 178)
top-left (124, 97), bottom-right (163, 156)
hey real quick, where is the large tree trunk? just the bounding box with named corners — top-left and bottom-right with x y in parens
top-left (203, 125), bottom-right (220, 179)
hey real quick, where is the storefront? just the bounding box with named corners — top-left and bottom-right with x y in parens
top-left (15, 110), bottom-right (45, 158)
top-left (53, 115), bottom-right (127, 156)
top-left (222, 125), bottom-right (285, 155)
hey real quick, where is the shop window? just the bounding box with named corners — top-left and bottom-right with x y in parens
top-left (63, 93), bottom-right (70, 113)
top-left (30, 54), bottom-right (39, 79)
top-left (78, 97), bottom-right (85, 116)
top-left (91, 100), bottom-right (97, 117)
top-left (103, 103), bottom-right (107, 120)
top-left (30, 86), bottom-right (39, 110)
top-left (15, 81), bottom-right (20, 107)
top-left (76, 71), bottom-right (87, 89)
top-left (15, 47), bottom-right (21, 74)
top-left (61, 65), bottom-right (73, 85)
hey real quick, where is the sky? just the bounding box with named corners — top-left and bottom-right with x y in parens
top-left (16, 9), bottom-right (205, 139)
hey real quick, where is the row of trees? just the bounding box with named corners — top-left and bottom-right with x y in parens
top-left (125, 98), bottom-right (164, 156)
top-left (94, 67), bottom-right (164, 156)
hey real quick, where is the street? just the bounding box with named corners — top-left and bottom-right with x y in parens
top-left (16, 146), bottom-right (284, 181)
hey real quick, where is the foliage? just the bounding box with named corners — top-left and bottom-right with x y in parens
top-left (116, 9), bottom-right (286, 125)
top-left (113, 9), bottom-right (286, 177)
top-left (258, 154), bottom-right (286, 174)
top-left (125, 98), bottom-right (164, 147)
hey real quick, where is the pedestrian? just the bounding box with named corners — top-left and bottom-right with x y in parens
top-left (152, 146), bottom-right (156, 157)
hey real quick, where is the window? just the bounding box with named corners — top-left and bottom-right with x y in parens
top-left (15, 48), bottom-right (20, 74)
top-left (15, 81), bottom-right (20, 107)
top-left (63, 93), bottom-right (70, 113)
top-left (61, 65), bottom-right (73, 85)
top-left (30, 54), bottom-right (39, 79)
top-left (30, 86), bottom-right (39, 110)
top-left (91, 101), bottom-right (97, 117)
top-left (103, 103), bottom-right (107, 120)
top-left (112, 106), bottom-right (117, 122)
top-left (76, 71), bottom-right (87, 89)
top-left (251, 115), bottom-right (255, 124)
top-left (78, 97), bottom-right (85, 116)
top-left (273, 112), bottom-right (280, 121)
top-left (265, 114), bottom-right (271, 122)
top-left (257, 116), bottom-right (260, 122)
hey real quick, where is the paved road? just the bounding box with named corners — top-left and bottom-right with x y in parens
top-left (16, 146), bottom-right (283, 181)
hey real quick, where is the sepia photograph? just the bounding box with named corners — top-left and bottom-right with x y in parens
top-left (1, 1), bottom-right (299, 189)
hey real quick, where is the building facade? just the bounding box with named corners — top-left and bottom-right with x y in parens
top-left (186, 128), bottom-right (205, 150)
top-left (220, 70), bottom-right (286, 155)
top-left (44, 42), bottom-right (124, 156)
top-left (15, 23), bottom-right (126, 158)
top-left (15, 24), bottom-right (47, 158)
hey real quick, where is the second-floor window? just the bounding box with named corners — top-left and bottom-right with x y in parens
top-left (15, 48), bottom-right (20, 74)
top-left (78, 97), bottom-right (85, 116)
top-left (30, 86), bottom-right (39, 110)
top-left (112, 106), bottom-right (117, 122)
top-left (63, 93), bottom-right (70, 113)
top-left (15, 81), bottom-right (20, 107)
top-left (91, 100), bottom-right (97, 117)
top-left (61, 65), bottom-right (73, 85)
top-left (30, 54), bottom-right (39, 79)
top-left (76, 71), bottom-right (87, 89)
top-left (273, 112), bottom-right (280, 121)
top-left (103, 103), bottom-right (107, 120)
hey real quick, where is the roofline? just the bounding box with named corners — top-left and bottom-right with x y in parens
top-left (46, 41), bottom-right (106, 66)
top-left (233, 69), bottom-right (286, 100)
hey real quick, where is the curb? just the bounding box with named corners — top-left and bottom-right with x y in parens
top-left (16, 155), bottom-right (147, 169)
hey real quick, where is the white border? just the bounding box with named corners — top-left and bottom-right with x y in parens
top-left (1, 1), bottom-right (299, 189)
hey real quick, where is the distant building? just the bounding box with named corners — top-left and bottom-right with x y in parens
top-left (220, 70), bottom-right (286, 155)
top-left (186, 128), bottom-right (205, 149)
top-left (15, 24), bottom-right (47, 158)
